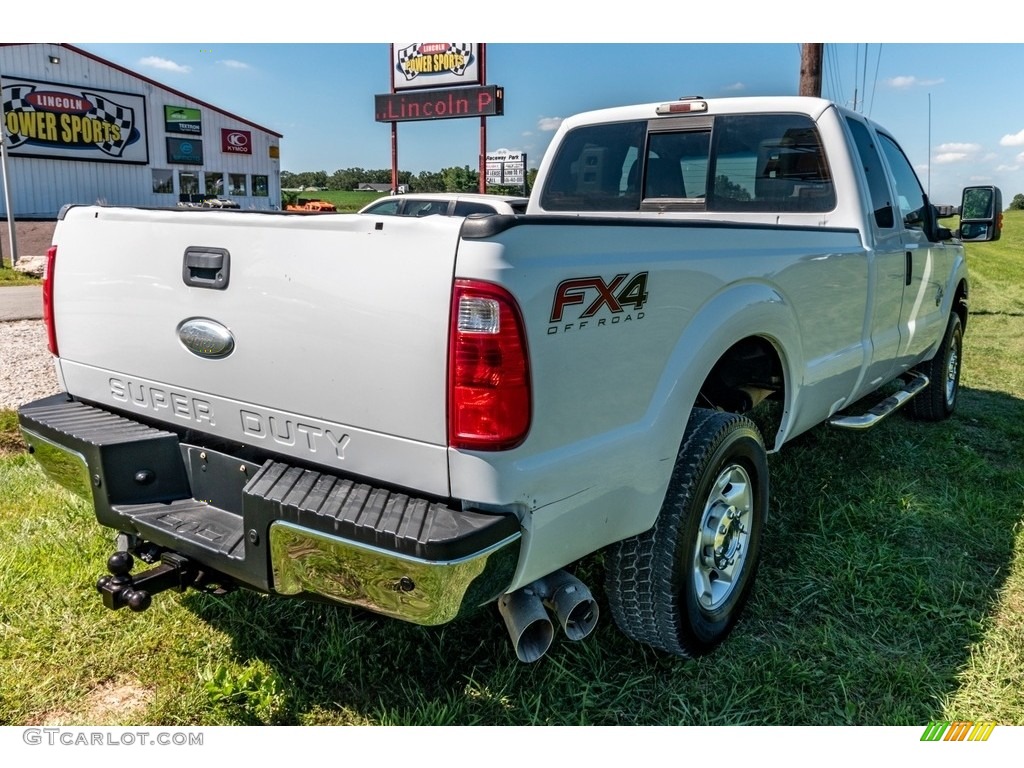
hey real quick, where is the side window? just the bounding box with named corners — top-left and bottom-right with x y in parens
top-left (845, 117), bottom-right (895, 229)
top-left (453, 201), bottom-right (497, 216)
top-left (540, 120), bottom-right (645, 211)
top-left (365, 199), bottom-right (401, 215)
top-left (877, 133), bottom-right (926, 231)
top-left (407, 200), bottom-right (450, 217)
top-left (710, 114), bottom-right (835, 212)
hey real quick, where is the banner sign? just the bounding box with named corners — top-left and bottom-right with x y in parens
top-left (375, 85), bottom-right (503, 123)
top-left (166, 137), bottom-right (203, 165)
top-left (165, 105), bottom-right (201, 134)
top-left (221, 128), bottom-right (252, 155)
top-left (393, 43), bottom-right (480, 90)
top-left (486, 150), bottom-right (526, 186)
top-left (1, 78), bottom-right (147, 163)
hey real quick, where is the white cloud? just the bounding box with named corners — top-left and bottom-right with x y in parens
top-left (724, 82), bottom-right (745, 92)
top-left (935, 142), bottom-right (981, 154)
top-left (138, 56), bottom-right (191, 74)
top-left (218, 59), bottom-right (250, 69)
top-left (886, 75), bottom-right (944, 89)
top-left (995, 164), bottom-right (1020, 172)
top-left (537, 117), bottom-right (563, 132)
top-left (934, 152), bottom-right (968, 164)
top-left (1017, 150), bottom-right (1024, 163)
top-left (999, 129), bottom-right (1024, 146)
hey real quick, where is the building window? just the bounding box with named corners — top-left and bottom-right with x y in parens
top-left (205, 172), bottom-right (224, 197)
top-left (253, 175), bottom-right (269, 197)
top-left (229, 174), bottom-right (247, 196)
top-left (179, 172), bottom-right (199, 196)
top-left (152, 169), bottom-right (174, 194)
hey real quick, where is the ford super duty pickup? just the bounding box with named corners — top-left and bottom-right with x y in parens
top-left (19, 96), bottom-right (1003, 662)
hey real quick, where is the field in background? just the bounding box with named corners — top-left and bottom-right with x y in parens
top-left (0, 213), bottom-right (1021, 726)
top-left (283, 189), bottom-right (384, 212)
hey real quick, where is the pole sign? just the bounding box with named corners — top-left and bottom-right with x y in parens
top-left (375, 85), bottom-right (503, 123)
top-left (486, 150), bottom-right (526, 186)
top-left (393, 43), bottom-right (480, 90)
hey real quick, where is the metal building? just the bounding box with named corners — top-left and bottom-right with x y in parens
top-left (0, 43), bottom-right (282, 218)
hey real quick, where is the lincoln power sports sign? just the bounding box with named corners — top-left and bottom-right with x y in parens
top-left (393, 43), bottom-right (480, 90)
top-left (2, 78), bottom-right (147, 163)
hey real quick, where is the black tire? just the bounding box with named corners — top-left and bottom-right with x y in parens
top-left (908, 312), bottom-right (963, 421)
top-left (605, 408), bottom-right (768, 657)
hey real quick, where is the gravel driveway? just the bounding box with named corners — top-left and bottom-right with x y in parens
top-left (1, 320), bottom-right (61, 410)
top-left (1, 221), bottom-right (62, 410)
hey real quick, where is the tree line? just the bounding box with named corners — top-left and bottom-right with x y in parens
top-left (281, 167), bottom-right (538, 194)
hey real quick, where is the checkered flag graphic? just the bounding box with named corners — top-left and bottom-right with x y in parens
top-left (396, 44), bottom-right (422, 81)
top-left (2, 84), bottom-right (38, 148)
top-left (447, 44), bottom-right (473, 75)
top-left (82, 92), bottom-right (134, 157)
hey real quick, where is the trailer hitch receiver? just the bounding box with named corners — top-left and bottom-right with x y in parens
top-left (96, 550), bottom-right (230, 611)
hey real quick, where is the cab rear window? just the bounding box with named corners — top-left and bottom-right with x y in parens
top-left (540, 113), bottom-right (835, 213)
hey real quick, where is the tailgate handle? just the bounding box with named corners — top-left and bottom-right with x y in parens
top-left (183, 247), bottom-right (230, 290)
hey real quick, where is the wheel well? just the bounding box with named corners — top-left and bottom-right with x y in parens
top-left (696, 337), bottom-right (786, 440)
top-left (953, 279), bottom-right (968, 331)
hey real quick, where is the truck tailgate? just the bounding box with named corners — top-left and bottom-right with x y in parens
top-left (50, 206), bottom-right (461, 497)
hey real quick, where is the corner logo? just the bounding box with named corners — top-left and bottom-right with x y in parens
top-left (920, 721), bottom-right (996, 742)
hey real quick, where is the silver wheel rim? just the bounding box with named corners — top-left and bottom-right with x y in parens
top-left (945, 338), bottom-right (959, 406)
top-left (692, 463), bottom-right (753, 612)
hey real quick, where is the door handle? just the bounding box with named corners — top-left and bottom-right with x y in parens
top-left (905, 251), bottom-right (912, 286)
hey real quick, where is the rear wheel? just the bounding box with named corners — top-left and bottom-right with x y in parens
top-left (909, 312), bottom-right (963, 421)
top-left (605, 409), bottom-right (768, 657)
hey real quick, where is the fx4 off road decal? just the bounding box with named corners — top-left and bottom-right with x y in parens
top-left (548, 272), bottom-right (648, 335)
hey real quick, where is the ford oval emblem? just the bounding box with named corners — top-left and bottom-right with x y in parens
top-left (177, 318), bottom-right (235, 359)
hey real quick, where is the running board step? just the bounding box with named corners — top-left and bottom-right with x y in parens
top-left (828, 372), bottom-right (929, 430)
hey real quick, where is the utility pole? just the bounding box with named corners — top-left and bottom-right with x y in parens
top-left (799, 44), bottom-right (823, 98)
top-left (0, 67), bottom-right (19, 267)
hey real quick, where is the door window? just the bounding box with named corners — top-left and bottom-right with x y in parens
top-left (877, 133), bottom-right (927, 232)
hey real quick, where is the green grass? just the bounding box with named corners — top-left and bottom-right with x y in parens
top-left (0, 267), bottom-right (40, 286)
top-left (283, 189), bottom-right (386, 212)
top-left (1, 215), bottom-right (1022, 726)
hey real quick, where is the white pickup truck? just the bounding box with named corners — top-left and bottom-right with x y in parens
top-left (19, 96), bottom-right (1002, 663)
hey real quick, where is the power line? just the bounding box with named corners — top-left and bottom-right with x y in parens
top-left (868, 44), bottom-right (883, 116)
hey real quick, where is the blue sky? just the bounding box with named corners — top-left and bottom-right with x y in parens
top-left (10, 4), bottom-right (1024, 206)
top-left (67, 40), bottom-right (1024, 206)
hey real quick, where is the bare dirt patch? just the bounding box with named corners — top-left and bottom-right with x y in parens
top-left (27, 677), bottom-right (155, 726)
top-left (0, 220), bottom-right (57, 263)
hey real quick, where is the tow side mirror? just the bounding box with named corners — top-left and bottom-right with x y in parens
top-left (958, 186), bottom-right (1003, 242)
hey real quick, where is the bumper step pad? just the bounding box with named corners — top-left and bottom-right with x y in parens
top-left (246, 461), bottom-right (520, 562)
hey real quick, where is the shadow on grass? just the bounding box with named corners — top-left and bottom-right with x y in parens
top-left (180, 385), bottom-right (1023, 726)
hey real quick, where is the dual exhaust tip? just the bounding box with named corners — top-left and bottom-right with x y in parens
top-left (497, 569), bottom-right (599, 662)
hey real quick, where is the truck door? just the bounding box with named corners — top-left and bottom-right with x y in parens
top-left (876, 131), bottom-right (952, 367)
top-left (844, 116), bottom-right (907, 390)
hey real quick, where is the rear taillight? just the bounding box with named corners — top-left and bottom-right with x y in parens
top-left (43, 245), bottom-right (58, 356)
top-left (448, 279), bottom-right (531, 450)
